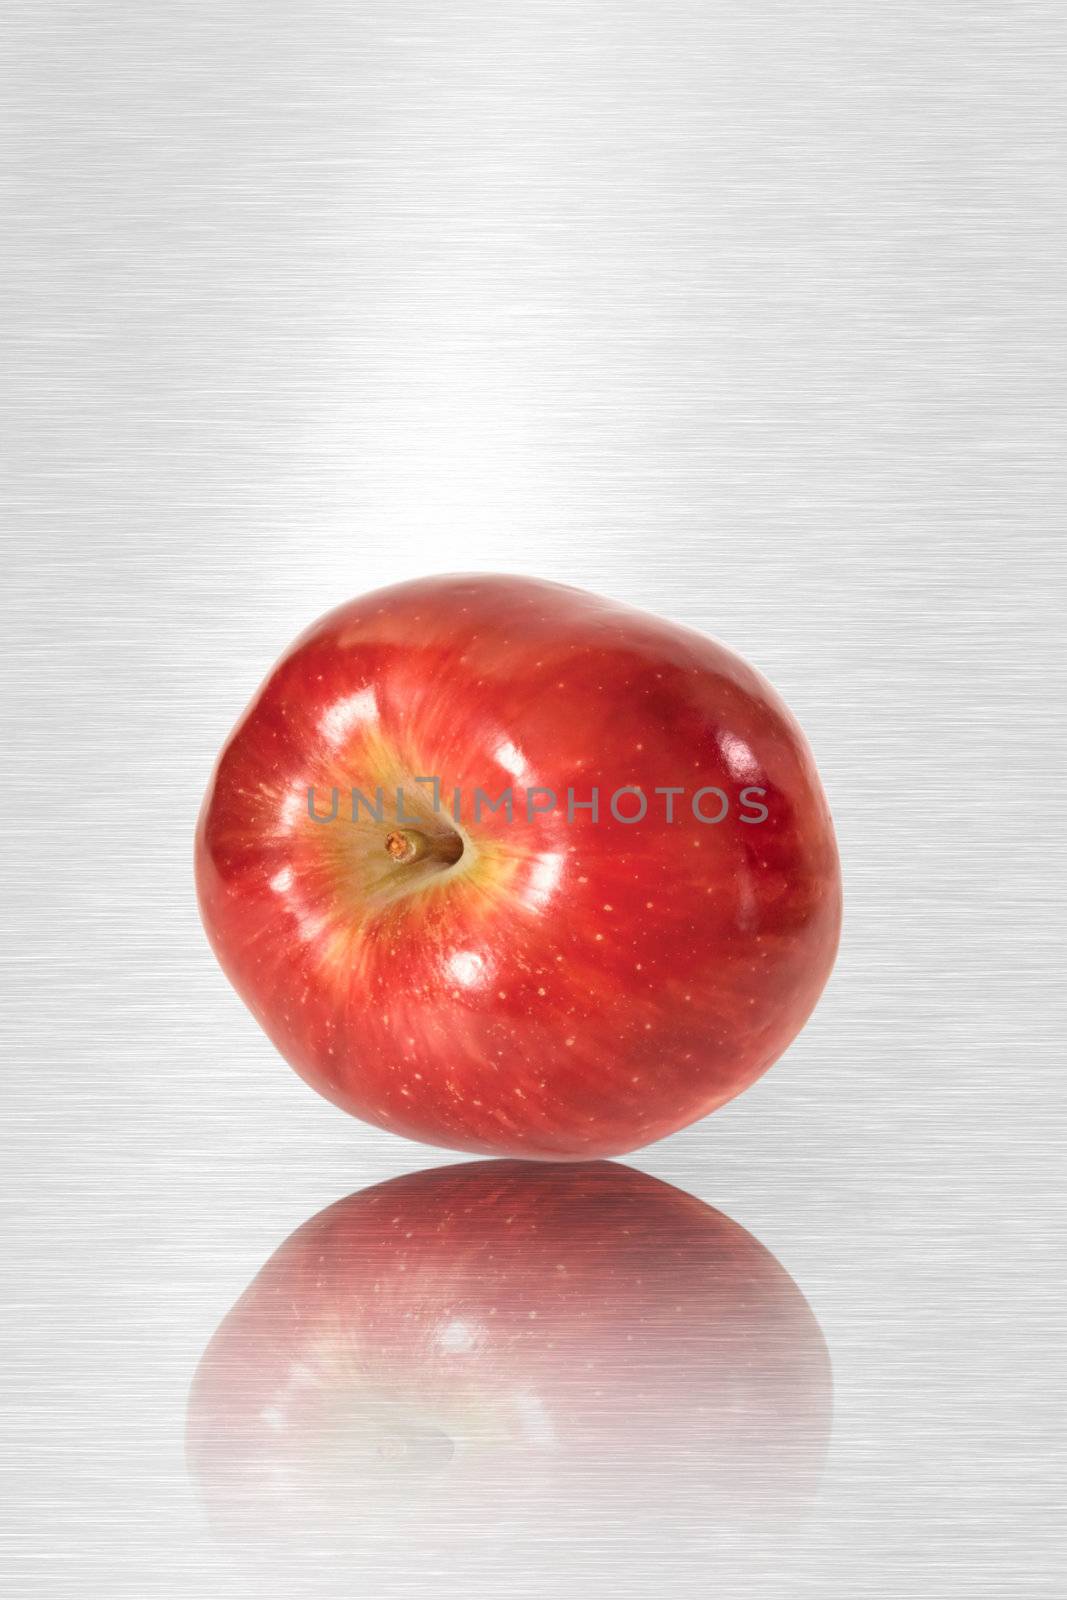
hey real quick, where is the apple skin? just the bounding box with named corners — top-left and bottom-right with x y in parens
top-left (196, 574), bottom-right (841, 1158)
top-left (187, 1160), bottom-right (832, 1574)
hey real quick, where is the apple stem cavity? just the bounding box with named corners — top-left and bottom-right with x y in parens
top-left (384, 828), bottom-right (464, 869)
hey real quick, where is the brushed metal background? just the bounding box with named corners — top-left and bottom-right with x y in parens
top-left (2, 3), bottom-right (1064, 1595)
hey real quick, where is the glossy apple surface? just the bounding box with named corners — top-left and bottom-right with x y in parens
top-left (196, 574), bottom-right (841, 1157)
top-left (187, 1160), bottom-right (832, 1581)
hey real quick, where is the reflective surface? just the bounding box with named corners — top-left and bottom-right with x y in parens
top-left (188, 1161), bottom-right (831, 1596)
top-left (3, 1), bottom-right (1064, 1596)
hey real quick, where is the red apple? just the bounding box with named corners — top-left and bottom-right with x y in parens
top-left (196, 574), bottom-right (841, 1158)
top-left (187, 1160), bottom-right (832, 1579)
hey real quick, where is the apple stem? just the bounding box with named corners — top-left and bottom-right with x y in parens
top-left (384, 828), bottom-right (463, 867)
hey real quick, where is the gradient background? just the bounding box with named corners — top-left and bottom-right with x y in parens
top-left (2, 3), bottom-right (1064, 1595)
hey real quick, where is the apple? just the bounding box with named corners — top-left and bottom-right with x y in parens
top-left (196, 574), bottom-right (841, 1158)
top-left (187, 1160), bottom-right (832, 1582)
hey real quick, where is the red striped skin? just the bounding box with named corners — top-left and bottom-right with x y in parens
top-left (196, 574), bottom-right (841, 1159)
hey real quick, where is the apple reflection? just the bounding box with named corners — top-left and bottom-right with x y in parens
top-left (188, 1161), bottom-right (831, 1590)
